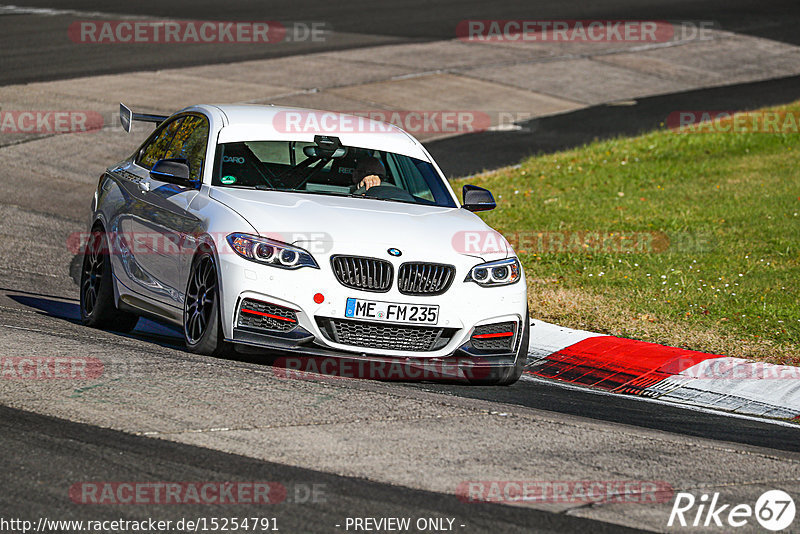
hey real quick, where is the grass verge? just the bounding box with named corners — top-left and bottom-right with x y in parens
top-left (459, 103), bottom-right (800, 365)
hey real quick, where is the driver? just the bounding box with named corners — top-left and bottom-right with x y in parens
top-left (352, 156), bottom-right (385, 192)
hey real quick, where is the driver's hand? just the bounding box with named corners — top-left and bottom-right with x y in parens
top-left (358, 174), bottom-right (381, 191)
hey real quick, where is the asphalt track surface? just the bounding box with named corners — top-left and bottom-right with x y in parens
top-left (3, 1), bottom-right (800, 531)
top-left (1, 293), bottom-right (799, 530)
top-left (2, 0), bottom-right (800, 86)
top-left (8, 293), bottom-right (800, 456)
top-left (6, 298), bottom-right (800, 516)
top-left (1, 405), bottom-right (638, 533)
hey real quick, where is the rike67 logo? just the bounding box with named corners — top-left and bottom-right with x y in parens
top-left (668, 490), bottom-right (795, 531)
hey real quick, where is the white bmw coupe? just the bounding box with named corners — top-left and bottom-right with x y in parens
top-left (80, 103), bottom-right (528, 384)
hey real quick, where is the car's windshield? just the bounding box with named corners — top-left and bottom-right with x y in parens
top-left (212, 141), bottom-right (456, 207)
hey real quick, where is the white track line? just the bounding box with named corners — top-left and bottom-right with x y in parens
top-left (0, 4), bottom-right (159, 19)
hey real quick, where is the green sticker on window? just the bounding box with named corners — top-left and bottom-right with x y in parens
top-left (221, 175), bottom-right (236, 185)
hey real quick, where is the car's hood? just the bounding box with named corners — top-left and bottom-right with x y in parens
top-left (209, 188), bottom-right (509, 261)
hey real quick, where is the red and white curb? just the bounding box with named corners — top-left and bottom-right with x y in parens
top-left (524, 320), bottom-right (800, 420)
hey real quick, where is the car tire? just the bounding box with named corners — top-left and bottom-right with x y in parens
top-left (467, 309), bottom-right (530, 386)
top-left (183, 250), bottom-right (231, 357)
top-left (80, 228), bottom-right (139, 333)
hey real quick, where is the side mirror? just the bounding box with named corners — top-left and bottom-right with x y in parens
top-left (150, 158), bottom-right (194, 187)
top-left (462, 185), bottom-right (496, 212)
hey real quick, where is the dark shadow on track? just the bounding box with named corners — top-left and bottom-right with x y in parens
top-left (6, 293), bottom-right (185, 349)
top-left (8, 294), bottom-right (82, 322)
top-left (408, 378), bottom-right (800, 454)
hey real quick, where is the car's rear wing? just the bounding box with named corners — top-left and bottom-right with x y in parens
top-left (119, 102), bottom-right (168, 133)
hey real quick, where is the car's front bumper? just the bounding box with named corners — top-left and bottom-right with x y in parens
top-left (217, 244), bottom-right (528, 363)
top-left (231, 322), bottom-right (523, 382)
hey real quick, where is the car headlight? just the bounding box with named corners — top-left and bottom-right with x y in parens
top-left (465, 257), bottom-right (521, 287)
top-left (226, 233), bottom-right (319, 269)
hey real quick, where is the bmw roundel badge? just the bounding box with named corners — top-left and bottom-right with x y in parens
top-left (387, 248), bottom-right (402, 257)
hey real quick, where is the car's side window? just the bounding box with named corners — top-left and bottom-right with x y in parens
top-left (163, 115), bottom-right (209, 182)
top-left (137, 117), bottom-right (184, 170)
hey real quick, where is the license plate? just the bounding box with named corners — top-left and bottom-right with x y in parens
top-left (345, 298), bottom-right (439, 325)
